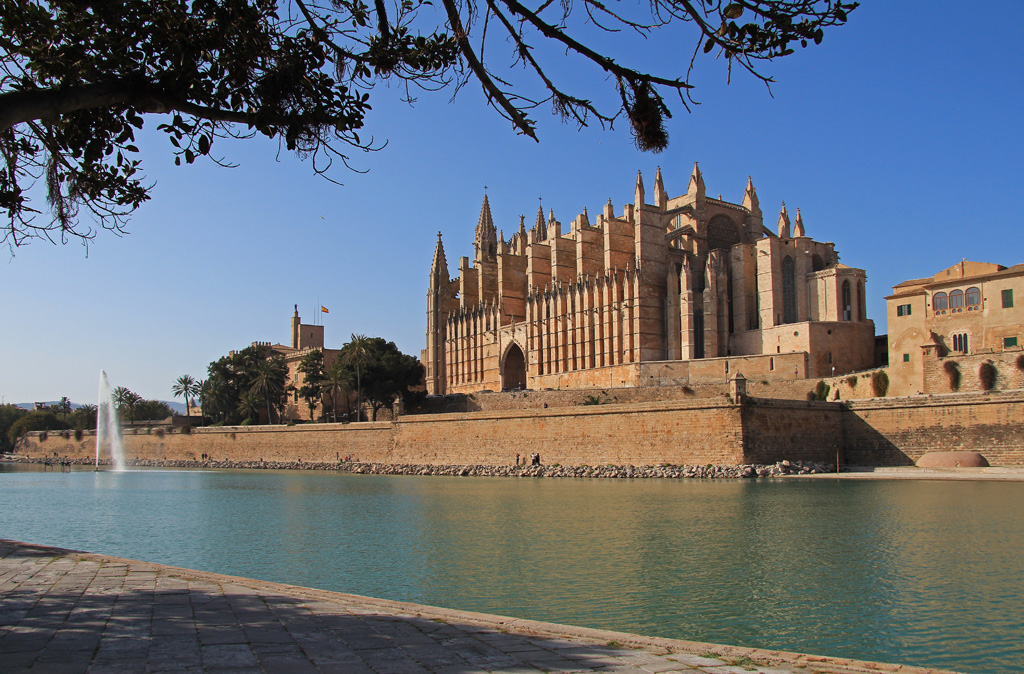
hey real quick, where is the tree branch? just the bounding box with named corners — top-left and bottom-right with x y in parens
top-left (439, 0), bottom-right (538, 141)
top-left (495, 0), bottom-right (693, 90)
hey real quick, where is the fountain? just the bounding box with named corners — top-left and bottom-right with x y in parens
top-left (96, 371), bottom-right (126, 471)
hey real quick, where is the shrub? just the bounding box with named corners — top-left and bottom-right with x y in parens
top-left (846, 375), bottom-right (859, 388)
top-left (579, 393), bottom-right (609, 406)
top-left (7, 411), bottom-right (66, 446)
top-left (181, 424), bottom-right (192, 434)
top-left (74, 429), bottom-right (83, 442)
top-left (39, 431), bottom-right (47, 441)
top-left (944, 361), bottom-right (961, 391)
top-left (240, 419), bottom-right (253, 426)
top-left (1016, 354), bottom-right (1024, 372)
top-left (154, 428), bottom-right (164, 438)
top-left (871, 370), bottom-right (889, 397)
top-left (979, 361), bottom-right (998, 391)
top-left (810, 380), bottom-right (831, 401)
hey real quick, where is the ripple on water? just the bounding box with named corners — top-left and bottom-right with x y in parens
top-left (0, 467), bottom-right (1021, 674)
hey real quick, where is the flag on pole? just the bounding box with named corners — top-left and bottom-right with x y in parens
top-left (321, 306), bottom-right (329, 314)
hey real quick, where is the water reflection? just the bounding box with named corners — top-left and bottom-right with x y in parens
top-left (0, 464), bottom-right (1020, 674)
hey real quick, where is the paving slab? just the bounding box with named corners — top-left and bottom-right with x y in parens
top-left (0, 539), bottom-right (962, 674)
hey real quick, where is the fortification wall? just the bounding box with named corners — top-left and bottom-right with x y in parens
top-left (17, 401), bottom-right (747, 467)
top-left (842, 391), bottom-right (1024, 466)
top-left (923, 351), bottom-right (1024, 395)
top-left (18, 423), bottom-right (393, 464)
top-left (389, 401), bottom-right (745, 466)
top-left (17, 391), bottom-right (1024, 468)
top-left (741, 399), bottom-right (844, 465)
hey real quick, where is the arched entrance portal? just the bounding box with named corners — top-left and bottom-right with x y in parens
top-left (502, 344), bottom-right (527, 391)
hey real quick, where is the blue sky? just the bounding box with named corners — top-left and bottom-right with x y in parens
top-left (3, 1), bottom-right (1023, 405)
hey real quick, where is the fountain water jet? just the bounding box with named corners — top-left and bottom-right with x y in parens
top-left (96, 371), bottom-right (126, 471)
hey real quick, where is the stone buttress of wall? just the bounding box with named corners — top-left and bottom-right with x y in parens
top-left (740, 399), bottom-right (844, 465)
top-left (842, 391), bottom-right (1024, 466)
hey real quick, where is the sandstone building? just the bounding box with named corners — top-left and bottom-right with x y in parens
top-left (424, 165), bottom-right (876, 394)
top-left (887, 260), bottom-right (1024, 395)
top-left (248, 307), bottom-right (341, 421)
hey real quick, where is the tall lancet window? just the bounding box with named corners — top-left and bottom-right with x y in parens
top-left (782, 256), bottom-right (797, 324)
top-left (842, 280), bottom-right (852, 321)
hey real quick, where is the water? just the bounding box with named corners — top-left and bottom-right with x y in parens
top-left (0, 465), bottom-right (1021, 674)
top-left (96, 370), bottom-right (126, 470)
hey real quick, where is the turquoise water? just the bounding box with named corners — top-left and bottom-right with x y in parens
top-left (1, 465), bottom-right (1021, 674)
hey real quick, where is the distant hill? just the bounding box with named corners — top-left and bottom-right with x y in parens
top-left (11, 400), bottom-right (187, 414)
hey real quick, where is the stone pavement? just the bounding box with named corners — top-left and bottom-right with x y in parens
top-left (0, 540), bottom-right (959, 674)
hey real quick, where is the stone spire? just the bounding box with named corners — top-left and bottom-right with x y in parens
top-left (654, 166), bottom-right (668, 209)
top-left (777, 202), bottom-right (791, 239)
top-left (742, 175), bottom-right (761, 216)
top-left (793, 208), bottom-right (805, 237)
top-left (474, 194), bottom-right (497, 262)
top-left (430, 231), bottom-right (449, 283)
top-left (687, 162), bottom-right (705, 199)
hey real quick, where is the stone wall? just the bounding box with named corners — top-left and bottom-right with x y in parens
top-left (20, 423), bottom-right (393, 464)
top-left (842, 391), bottom-right (1024, 466)
top-left (922, 351), bottom-right (1024, 395)
top-left (741, 399), bottom-right (844, 465)
top-left (16, 401), bottom-right (747, 467)
top-left (17, 391), bottom-right (1024, 468)
top-left (389, 401), bottom-right (745, 467)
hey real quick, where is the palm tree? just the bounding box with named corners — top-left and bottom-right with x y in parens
top-left (76, 403), bottom-right (98, 430)
top-left (112, 386), bottom-right (131, 422)
top-left (172, 374), bottom-right (201, 421)
top-left (195, 379), bottom-right (207, 422)
top-left (250, 358), bottom-right (286, 424)
top-left (342, 334), bottom-right (372, 422)
top-left (323, 358), bottom-right (352, 422)
top-left (236, 389), bottom-right (261, 424)
top-left (113, 388), bottom-right (143, 425)
top-left (53, 396), bottom-right (72, 422)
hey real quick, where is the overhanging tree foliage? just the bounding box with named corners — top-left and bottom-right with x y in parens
top-left (1, 0), bottom-right (855, 246)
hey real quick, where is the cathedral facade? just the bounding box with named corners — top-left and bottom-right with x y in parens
top-left (424, 165), bottom-right (875, 395)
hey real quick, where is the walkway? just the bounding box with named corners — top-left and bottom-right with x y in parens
top-left (0, 539), bottom-right (958, 674)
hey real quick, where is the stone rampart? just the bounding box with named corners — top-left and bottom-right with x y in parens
top-left (20, 423), bottom-right (393, 464)
top-left (741, 398), bottom-right (844, 465)
top-left (16, 391), bottom-right (1024, 468)
top-left (842, 391), bottom-right (1024, 466)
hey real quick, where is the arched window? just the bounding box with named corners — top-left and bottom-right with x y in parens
top-left (966, 287), bottom-right (981, 308)
top-left (856, 281), bottom-right (865, 321)
top-left (933, 292), bottom-right (948, 311)
top-left (950, 289), bottom-right (964, 310)
top-left (952, 333), bottom-right (969, 354)
top-left (842, 280), bottom-right (852, 321)
top-left (782, 256), bottom-right (797, 324)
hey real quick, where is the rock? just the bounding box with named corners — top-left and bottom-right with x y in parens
top-left (916, 451), bottom-right (990, 468)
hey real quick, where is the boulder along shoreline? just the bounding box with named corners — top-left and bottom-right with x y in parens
top-left (6, 456), bottom-right (834, 478)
